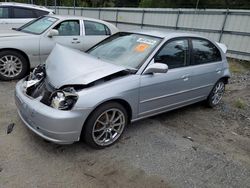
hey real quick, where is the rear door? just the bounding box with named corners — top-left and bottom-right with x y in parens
top-left (187, 38), bottom-right (223, 97)
top-left (81, 20), bottom-right (111, 51)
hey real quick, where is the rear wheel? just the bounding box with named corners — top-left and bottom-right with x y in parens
top-left (0, 50), bottom-right (28, 81)
top-left (207, 80), bottom-right (225, 107)
top-left (83, 102), bottom-right (128, 149)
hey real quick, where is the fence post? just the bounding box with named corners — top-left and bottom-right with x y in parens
top-left (54, 0), bottom-right (57, 14)
top-left (219, 9), bottom-right (229, 42)
top-left (81, 8), bottom-right (83, 16)
top-left (98, 8), bottom-right (101, 19)
top-left (175, 10), bottom-right (180, 30)
top-left (73, 0), bottom-right (76, 15)
top-left (141, 9), bottom-right (145, 29)
top-left (115, 9), bottom-right (119, 27)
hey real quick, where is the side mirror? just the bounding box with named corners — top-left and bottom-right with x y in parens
top-left (143, 63), bottom-right (168, 74)
top-left (47, 29), bottom-right (59, 38)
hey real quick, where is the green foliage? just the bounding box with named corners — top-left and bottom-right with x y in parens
top-left (234, 98), bottom-right (246, 109)
top-left (139, 0), bottom-right (250, 9)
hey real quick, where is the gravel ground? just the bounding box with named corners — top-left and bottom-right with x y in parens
top-left (0, 59), bottom-right (250, 188)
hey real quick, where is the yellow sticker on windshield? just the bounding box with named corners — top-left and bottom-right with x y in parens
top-left (134, 43), bottom-right (149, 52)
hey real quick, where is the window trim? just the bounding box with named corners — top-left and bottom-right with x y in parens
top-left (189, 37), bottom-right (222, 66)
top-left (153, 37), bottom-right (191, 70)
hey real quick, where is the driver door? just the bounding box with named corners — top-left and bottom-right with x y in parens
top-left (39, 19), bottom-right (82, 63)
top-left (138, 38), bottom-right (193, 117)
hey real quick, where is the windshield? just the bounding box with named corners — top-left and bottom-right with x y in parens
top-left (88, 32), bottom-right (162, 70)
top-left (18, 16), bottom-right (58, 34)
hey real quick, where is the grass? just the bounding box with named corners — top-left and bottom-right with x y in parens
top-left (234, 98), bottom-right (246, 109)
top-left (228, 58), bottom-right (250, 74)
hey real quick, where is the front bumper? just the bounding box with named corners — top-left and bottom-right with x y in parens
top-left (15, 79), bottom-right (92, 144)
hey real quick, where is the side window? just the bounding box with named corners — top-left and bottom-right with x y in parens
top-left (191, 39), bottom-right (221, 65)
top-left (54, 20), bottom-right (80, 36)
top-left (13, 7), bottom-right (35, 18)
top-left (155, 39), bottom-right (189, 69)
top-left (0, 7), bottom-right (10, 18)
top-left (84, 20), bottom-right (110, 36)
top-left (34, 10), bottom-right (49, 17)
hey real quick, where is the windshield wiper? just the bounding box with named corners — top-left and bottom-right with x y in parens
top-left (125, 68), bottom-right (138, 74)
top-left (12, 28), bottom-right (20, 31)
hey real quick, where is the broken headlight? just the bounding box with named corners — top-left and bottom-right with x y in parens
top-left (50, 87), bottom-right (78, 110)
top-left (24, 64), bottom-right (46, 90)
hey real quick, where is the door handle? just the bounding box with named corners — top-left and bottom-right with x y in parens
top-left (181, 74), bottom-right (190, 81)
top-left (71, 39), bottom-right (80, 44)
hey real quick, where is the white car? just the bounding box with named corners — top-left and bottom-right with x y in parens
top-left (0, 2), bottom-right (54, 30)
top-left (0, 15), bottom-right (119, 80)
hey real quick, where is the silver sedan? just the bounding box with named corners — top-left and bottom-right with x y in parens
top-left (15, 31), bottom-right (230, 148)
top-left (0, 15), bottom-right (118, 80)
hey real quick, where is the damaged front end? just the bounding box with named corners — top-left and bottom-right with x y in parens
top-left (23, 45), bottom-right (132, 111)
top-left (24, 64), bottom-right (78, 111)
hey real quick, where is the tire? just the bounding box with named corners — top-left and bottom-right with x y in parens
top-left (83, 102), bottom-right (128, 149)
top-left (206, 80), bottom-right (225, 107)
top-left (0, 50), bottom-right (29, 81)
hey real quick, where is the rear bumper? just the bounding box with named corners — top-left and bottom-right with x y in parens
top-left (15, 79), bottom-right (92, 144)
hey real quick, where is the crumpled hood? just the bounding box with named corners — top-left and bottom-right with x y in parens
top-left (0, 29), bottom-right (31, 38)
top-left (46, 44), bottom-right (126, 88)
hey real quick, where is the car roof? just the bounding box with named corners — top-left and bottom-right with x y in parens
top-left (0, 2), bottom-right (54, 12)
top-left (130, 29), bottom-right (204, 39)
top-left (47, 14), bottom-right (114, 25)
top-left (49, 14), bottom-right (102, 21)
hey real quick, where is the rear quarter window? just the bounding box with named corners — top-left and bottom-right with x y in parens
top-left (191, 39), bottom-right (222, 65)
top-left (13, 7), bottom-right (35, 18)
top-left (0, 7), bottom-right (9, 18)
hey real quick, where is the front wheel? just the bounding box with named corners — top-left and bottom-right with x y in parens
top-left (0, 50), bottom-right (28, 81)
top-left (207, 80), bottom-right (225, 107)
top-left (83, 102), bottom-right (128, 149)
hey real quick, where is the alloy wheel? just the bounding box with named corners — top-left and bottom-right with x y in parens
top-left (211, 81), bottom-right (225, 105)
top-left (92, 108), bottom-right (126, 146)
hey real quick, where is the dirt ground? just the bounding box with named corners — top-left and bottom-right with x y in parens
top-left (0, 59), bottom-right (250, 188)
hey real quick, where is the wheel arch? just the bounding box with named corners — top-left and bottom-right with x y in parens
top-left (219, 76), bottom-right (230, 84)
top-left (0, 48), bottom-right (31, 71)
top-left (79, 98), bottom-right (133, 142)
top-left (88, 98), bottom-right (132, 124)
